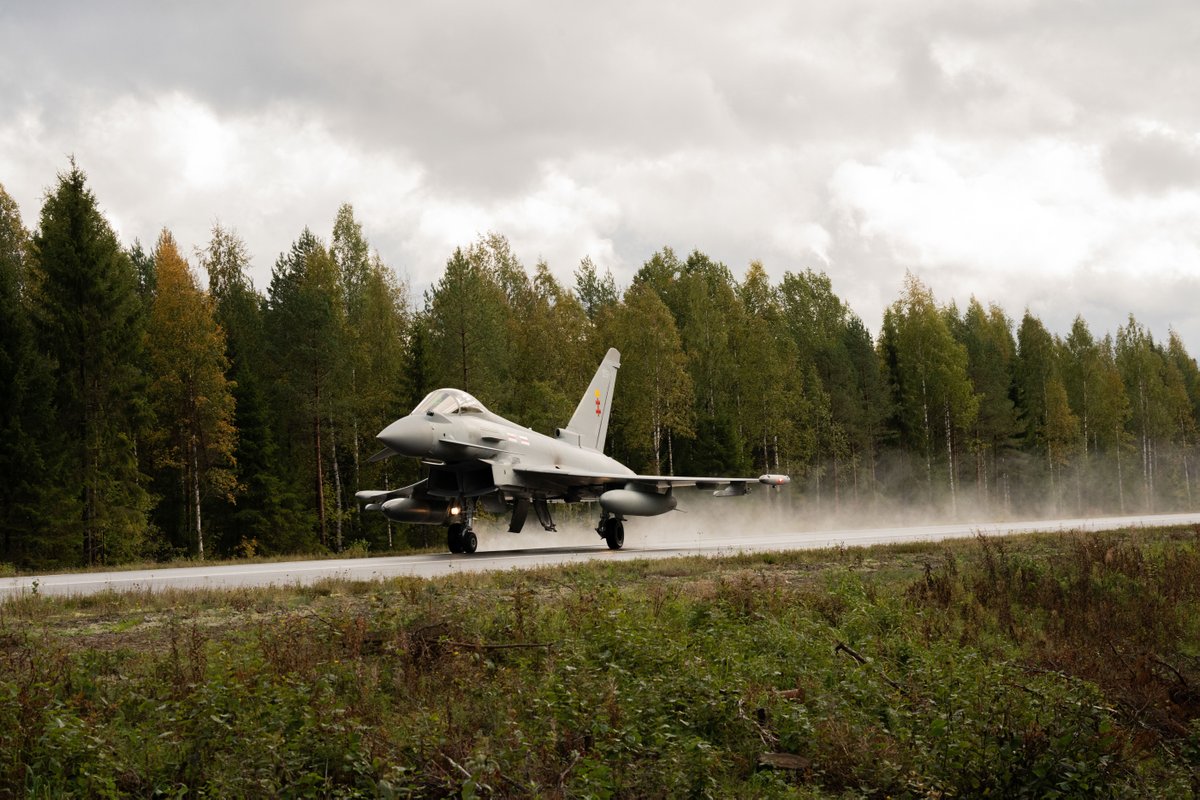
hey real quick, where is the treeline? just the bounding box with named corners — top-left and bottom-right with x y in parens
top-left (2, 164), bottom-right (1199, 568)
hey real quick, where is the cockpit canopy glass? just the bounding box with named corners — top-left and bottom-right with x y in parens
top-left (412, 389), bottom-right (488, 417)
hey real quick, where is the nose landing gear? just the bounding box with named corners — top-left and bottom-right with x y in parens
top-left (447, 499), bottom-right (478, 554)
top-left (447, 522), bottom-right (478, 554)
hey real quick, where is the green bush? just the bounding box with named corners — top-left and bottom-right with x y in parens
top-left (2, 527), bottom-right (1199, 796)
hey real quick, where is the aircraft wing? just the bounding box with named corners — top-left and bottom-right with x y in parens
top-left (511, 464), bottom-right (787, 495)
top-left (366, 446), bottom-right (398, 463)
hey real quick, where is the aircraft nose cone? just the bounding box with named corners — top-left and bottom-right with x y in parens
top-left (378, 416), bottom-right (434, 457)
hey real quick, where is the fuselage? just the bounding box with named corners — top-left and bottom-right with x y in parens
top-left (377, 389), bottom-right (633, 502)
top-left (379, 409), bottom-right (632, 474)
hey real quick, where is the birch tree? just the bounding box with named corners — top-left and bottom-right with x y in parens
top-left (146, 230), bottom-right (237, 558)
top-left (878, 274), bottom-right (978, 512)
top-left (604, 282), bottom-right (693, 473)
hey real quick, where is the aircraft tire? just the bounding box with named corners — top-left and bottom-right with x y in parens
top-left (447, 523), bottom-right (464, 553)
top-left (604, 519), bottom-right (624, 550)
top-left (462, 528), bottom-right (478, 554)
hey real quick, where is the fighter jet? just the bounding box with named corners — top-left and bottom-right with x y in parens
top-left (356, 348), bottom-right (790, 554)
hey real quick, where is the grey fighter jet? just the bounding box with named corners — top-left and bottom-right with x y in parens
top-left (356, 348), bottom-right (790, 553)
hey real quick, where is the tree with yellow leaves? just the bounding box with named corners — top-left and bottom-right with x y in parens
top-left (146, 230), bottom-right (237, 559)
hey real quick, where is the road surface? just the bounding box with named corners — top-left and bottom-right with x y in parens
top-left (4, 512), bottom-right (1200, 599)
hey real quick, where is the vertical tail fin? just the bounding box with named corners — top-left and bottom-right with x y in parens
top-left (565, 348), bottom-right (620, 452)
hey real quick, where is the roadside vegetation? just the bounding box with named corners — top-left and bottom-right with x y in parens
top-left (3, 525), bottom-right (1199, 797)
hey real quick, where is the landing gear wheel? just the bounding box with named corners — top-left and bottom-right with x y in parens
top-left (603, 518), bottom-right (625, 550)
top-left (447, 523), bottom-right (465, 554)
top-left (461, 528), bottom-right (478, 554)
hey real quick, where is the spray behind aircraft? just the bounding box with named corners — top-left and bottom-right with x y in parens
top-left (357, 348), bottom-right (790, 553)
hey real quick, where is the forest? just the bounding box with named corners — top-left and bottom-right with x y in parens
top-left (2, 163), bottom-right (1199, 569)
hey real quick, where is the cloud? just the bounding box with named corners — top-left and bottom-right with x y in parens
top-left (1103, 126), bottom-right (1200, 196)
top-left (3, 0), bottom-right (1200, 349)
top-left (827, 134), bottom-right (1200, 340)
top-left (0, 92), bottom-right (426, 285)
top-left (828, 137), bottom-right (1110, 277)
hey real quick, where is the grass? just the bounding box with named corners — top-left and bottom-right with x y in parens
top-left (2, 526), bottom-right (1200, 797)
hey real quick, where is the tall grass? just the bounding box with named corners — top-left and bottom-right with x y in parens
top-left (1, 527), bottom-right (1198, 797)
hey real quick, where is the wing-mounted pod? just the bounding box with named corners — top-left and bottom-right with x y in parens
top-left (599, 485), bottom-right (678, 517)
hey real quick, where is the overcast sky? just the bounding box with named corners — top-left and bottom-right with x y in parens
top-left (3, 1), bottom-right (1199, 348)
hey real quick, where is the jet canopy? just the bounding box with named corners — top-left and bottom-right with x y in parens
top-left (413, 389), bottom-right (489, 417)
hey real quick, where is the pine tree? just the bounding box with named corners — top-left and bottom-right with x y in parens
top-left (200, 223), bottom-right (311, 555)
top-left (425, 244), bottom-right (509, 405)
top-left (1161, 354), bottom-right (1197, 506)
top-left (734, 262), bottom-right (809, 478)
top-left (266, 231), bottom-right (346, 548)
top-left (32, 162), bottom-right (152, 564)
top-left (128, 239), bottom-right (156, 299)
top-left (1063, 317), bottom-right (1102, 456)
top-left (779, 269), bottom-right (886, 505)
top-left (405, 314), bottom-right (434, 410)
top-left (957, 299), bottom-right (1022, 509)
top-left (538, 262), bottom-right (593, 400)
top-left (1092, 336), bottom-right (1134, 513)
top-left (631, 246), bottom-right (683, 303)
top-left (574, 255), bottom-right (618, 320)
top-left (1043, 374), bottom-right (1080, 507)
top-left (0, 183), bottom-right (72, 566)
top-left (1116, 316), bottom-right (1170, 511)
top-left (352, 253), bottom-right (417, 549)
top-left (1015, 312), bottom-right (1057, 450)
top-left (1166, 330), bottom-right (1200, 422)
top-left (513, 261), bottom-right (592, 435)
top-left (1062, 317), bottom-right (1111, 510)
top-left (839, 314), bottom-right (888, 503)
top-left (676, 251), bottom-right (748, 474)
top-left (1165, 331), bottom-right (1200, 506)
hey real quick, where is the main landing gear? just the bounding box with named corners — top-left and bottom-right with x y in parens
top-left (599, 515), bottom-right (625, 550)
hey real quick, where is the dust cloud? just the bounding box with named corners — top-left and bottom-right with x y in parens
top-left (464, 486), bottom-right (1014, 553)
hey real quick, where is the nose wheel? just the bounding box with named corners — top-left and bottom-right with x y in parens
top-left (447, 522), bottom-right (478, 554)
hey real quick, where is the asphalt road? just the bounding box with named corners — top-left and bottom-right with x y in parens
top-left (5, 511), bottom-right (1200, 599)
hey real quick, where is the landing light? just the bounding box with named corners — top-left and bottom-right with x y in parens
top-left (450, 504), bottom-right (462, 515)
